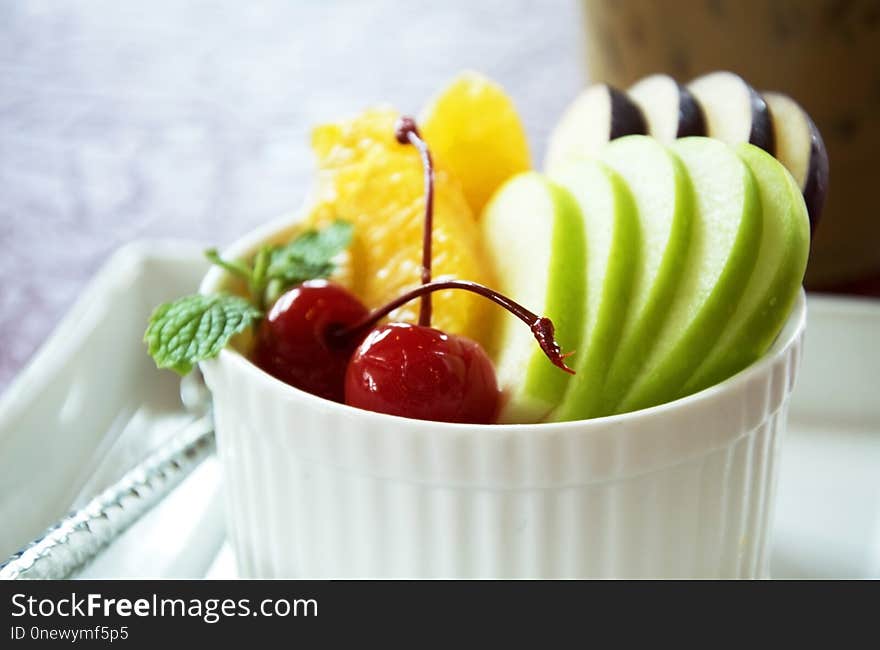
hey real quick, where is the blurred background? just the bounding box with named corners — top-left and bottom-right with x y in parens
top-left (0, 0), bottom-right (583, 389)
top-left (1, 0), bottom-right (879, 390)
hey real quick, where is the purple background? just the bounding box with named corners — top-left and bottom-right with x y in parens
top-left (0, 0), bottom-right (583, 390)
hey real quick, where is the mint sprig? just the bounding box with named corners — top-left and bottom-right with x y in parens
top-left (146, 219), bottom-right (354, 375)
top-left (144, 294), bottom-right (262, 375)
top-left (205, 220), bottom-right (353, 308)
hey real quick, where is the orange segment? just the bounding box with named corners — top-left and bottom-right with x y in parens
top-left (420, 71), bottom-right (532, 215)
top-left (309, 107), bottom-right (496, 347)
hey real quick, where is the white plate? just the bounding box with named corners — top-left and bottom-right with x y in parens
top-left (0, 241), bottom-right (224, 578)
top-left (0, 244), bottom-right (878, 579)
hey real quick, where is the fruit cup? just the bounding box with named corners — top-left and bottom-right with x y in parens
top-left (199, 215), bottom-right (806, 579)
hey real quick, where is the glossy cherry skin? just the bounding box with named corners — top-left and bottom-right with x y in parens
top-left (252, 280), bottom-right (369, 402)
top-left (344, 322), bottom-right (500, 424)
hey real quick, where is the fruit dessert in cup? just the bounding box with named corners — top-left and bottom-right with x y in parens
top-left (146, 72), bottom-right (817, 578)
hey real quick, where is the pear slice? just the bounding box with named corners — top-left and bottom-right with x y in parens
top-left (481, 172), bottom-right (587, 423)
top-left (596, 135), bottom-right (694, 416)
top-left (615, 137), bottom-right (763, 414)
top-left (549, 160), bottom-right (640, 421)
top-left (682, 144), bottom-right (810, 396)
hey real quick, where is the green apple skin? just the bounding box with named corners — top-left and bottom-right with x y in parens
top-left (681, 144), bottom-right (810, 396)
top-left (481, 172), bottom-right (587, 423)
top-left (549, 160), bottom-right (640, 421)
top-left (596, 135), bottom-right (694, 416)
top-left (615, 137), bottom-right (763, 414)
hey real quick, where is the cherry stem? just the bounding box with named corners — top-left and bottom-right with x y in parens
top-left (395, 116), bottom-right (433, 327)
top-left (333, 279), bottom-right (575, 375)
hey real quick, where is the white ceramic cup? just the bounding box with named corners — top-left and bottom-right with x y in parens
top-left (200, 218), bottom-right (806, 579)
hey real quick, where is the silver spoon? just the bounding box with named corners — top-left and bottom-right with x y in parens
top-left (0, 372), bottom-right (215, 580)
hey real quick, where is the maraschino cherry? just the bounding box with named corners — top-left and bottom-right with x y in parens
top-left (252, 116), bottom-right (573, 423)
top-left (340, 278), bottom-right (573, 423)
top-left (347, 322), bottom-right (497, 423)
top-left (252, 279), bottom-right (369, 402)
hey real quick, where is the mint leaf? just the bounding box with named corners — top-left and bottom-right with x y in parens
top-left (204, 220), bottom-right (354, 309)
top-left (302, 219), bottom-right (354, 259)
top-left (144, 294), bottom-right (262, 375)
top-left (146, 222), bottom-right (353, 375)
top-left (266, 220), bottom-right (353, 285)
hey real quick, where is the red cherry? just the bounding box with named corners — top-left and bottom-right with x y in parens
top-left (344, 322), bottom-right (500, 424)
top-left (253, 280), bottom-right (369, 402)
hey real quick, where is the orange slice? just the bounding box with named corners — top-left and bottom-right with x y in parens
top-left (420, 71), bottom-right (532, 215)
top-left (309, 107), bottom-right (496, 346)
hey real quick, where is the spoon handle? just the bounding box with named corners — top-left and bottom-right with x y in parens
top-left (0, 415), bottom-right (215, 580)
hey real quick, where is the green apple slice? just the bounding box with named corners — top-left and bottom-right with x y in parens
top-left (596, 135), bottom-right (694, 416)
top-left (481, 172), bottom-right (586, 423)
top-left (549, 160), bottom-right (640, 421)
top-left (682, 144), bottom-right (810, 396)
top-left (614, 137), bottom-right (763, 414)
